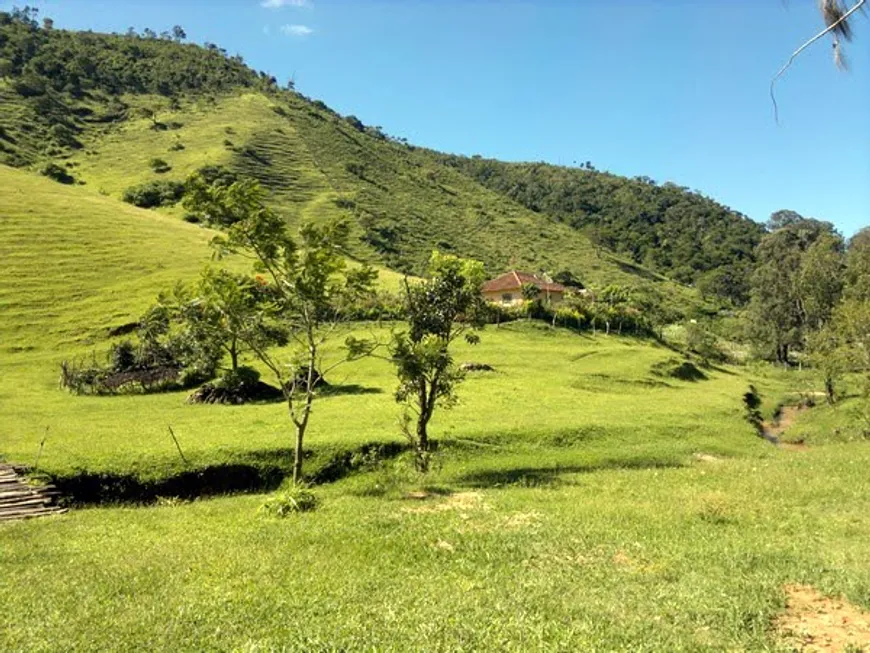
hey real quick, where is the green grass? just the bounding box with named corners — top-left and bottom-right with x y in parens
top-left (3, 157), bottom-right (870, 652)
top-left (3, 441), bottom-right (870, 651)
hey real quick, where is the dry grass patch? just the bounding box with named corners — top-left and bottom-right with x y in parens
top-left (401, 491), bottom-right (490, 516)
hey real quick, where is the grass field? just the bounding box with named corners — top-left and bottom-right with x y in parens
top-left (3, 163), bottom-right (870, 651)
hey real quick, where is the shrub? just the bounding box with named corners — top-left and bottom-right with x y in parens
top-left (743, 385), bottom-right (765, 438)
top-left (258, 485), bottom-right (318, 516)
top-left (49, 123), bottom-right (82, 149)
top-left (168, 141), bottom-right (185, 152)
top-left (122, 180), bottom-right (184, 208)
top-left (214, 366), bottom-right (260, 391)
top-left (344, 114), bottom-right (364, 131)
top-left (193, 164), bottom-right (237, 188)
top-left (686, 321), bottom-right (723, 364)
top-left (149, 157), bottom-right (171, 173)
top-left (39, 162), bottom-right (75, 184)
top-left (345, 161), bottom-right (365, 177)
top-left (110, 340), bottom-right (137, 372)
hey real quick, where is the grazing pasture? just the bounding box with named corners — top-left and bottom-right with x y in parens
top-left (2, 165), bottom-right (870, 651)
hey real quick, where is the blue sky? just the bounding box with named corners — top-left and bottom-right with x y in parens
top-left (7, 1), bottom-right (869, 235)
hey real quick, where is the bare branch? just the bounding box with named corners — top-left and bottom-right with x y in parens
top-left (771, 0), bottom-right (865, 123)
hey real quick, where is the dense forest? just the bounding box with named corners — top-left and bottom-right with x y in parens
top-left (441, 156), bottom-right (765, 303)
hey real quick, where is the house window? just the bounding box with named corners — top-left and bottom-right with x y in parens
top-left (501, 293), bottom-right (513, 303)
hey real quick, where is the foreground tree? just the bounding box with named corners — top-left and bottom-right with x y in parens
top-left (188, 177), bottom-right (377, 483)
top-left (391, 253), bottom-right (486, 471)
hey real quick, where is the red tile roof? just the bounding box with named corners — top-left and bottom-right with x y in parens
top-left (481, 271), bottom-right (566, 293)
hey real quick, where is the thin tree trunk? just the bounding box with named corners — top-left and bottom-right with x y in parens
top-left (825, 376), bottom-right (835, 405)
top-left (230, 339), bottom-right (239, 371)
top-left (293, 422), bottom-right (305, 484)
top-left (292, 330), bottom-right (317, 485)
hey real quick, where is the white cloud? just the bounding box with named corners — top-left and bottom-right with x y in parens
top-left (261, 0), bottom-right (311, 9)
top-left (280, 24), bottom-right (313, 37)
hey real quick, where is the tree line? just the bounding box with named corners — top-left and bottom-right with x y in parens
top-left (440, 155), bottom-right (764, 303)
top-left (746, 210), bottom-right (870, 403)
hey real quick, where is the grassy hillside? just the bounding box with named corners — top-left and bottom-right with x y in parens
top-left (63, 92), bottom-right (694, 297)
top-left (0, 13), bottom-right (714, 315)
top-left (0, 165), bottom-right (216, 352)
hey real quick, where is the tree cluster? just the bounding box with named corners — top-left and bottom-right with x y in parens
top-left (747, 212), bottom-right (870, 404)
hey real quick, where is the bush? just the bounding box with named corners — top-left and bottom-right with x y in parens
top-left (49, 123), bottom-right (82, 149)
top-left (168, 141), bottom-right (185, 152)
top-left (345, 161), bottom-right (365, 177)
top-left (193, 164), bottom-right (237, 188)
top-left (149, 157), bottom-right (171, 173)
top-left (258, 485), bottom-right (318, 516)
top-left (39, 162), bottom-right (75, 184)
top-left (686, 321), bottom-right (723, 364)
top-left (344, 114), bottom-right (364, 131)
top-left (122, 180), bottom-right (184, 208)
top-left (214, 366), bottom-right (260, 391)
top-left (110, 340), bottom-right (137, 372)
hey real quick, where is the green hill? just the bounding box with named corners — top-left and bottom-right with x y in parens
top-left (0, 11), bottom-right (743, 313)
top-left (439, 155), bottom-right (764, 302)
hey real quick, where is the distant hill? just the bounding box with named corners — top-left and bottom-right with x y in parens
top-left (439, 156), bottom-right (764, 303)
top-left (0, 9), bottom-right (751, 312)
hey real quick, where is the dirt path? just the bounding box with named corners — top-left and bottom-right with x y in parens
top-left (763, 404), bottom-right (811, 449)
top-left (775, 584), bottom-right (870, 651)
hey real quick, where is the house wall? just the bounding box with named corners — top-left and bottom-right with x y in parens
top-left (482, 289), bottom-right (564, 306)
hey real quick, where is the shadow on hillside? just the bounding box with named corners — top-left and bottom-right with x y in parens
top-left (457, 457), bottom-right (684, 489)
top-left (49, 441), bottom-right (407, 506)
top-left (320, 383), bottom-right (383, 397)
top-left (609, 257), bottom-right (662, 282)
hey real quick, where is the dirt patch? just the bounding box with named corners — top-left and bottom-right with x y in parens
top-left (779, 441), bottom-right (810, 452)
top-left (402, 491), bottom-right (490, 515)
top-left (763, 404), bottom-right (812, 448)
top-left (774, 584), bottom-right (870, 652)
top-left (693, 453), bottom-right (723, 464)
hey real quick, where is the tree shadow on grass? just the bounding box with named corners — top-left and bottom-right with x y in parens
top-left (320, 384), bottom-right (383, 397)
top-left (456, 457), bottom-right (685, 489)
top-left (49, 441), bottom-right (407, 506)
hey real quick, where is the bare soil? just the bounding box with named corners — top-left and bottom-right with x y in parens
top-left (774, 584), bottom-right (870, 652)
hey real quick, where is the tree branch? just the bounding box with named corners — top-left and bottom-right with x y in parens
top-left (771, 0), bottom-right (865, 123)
